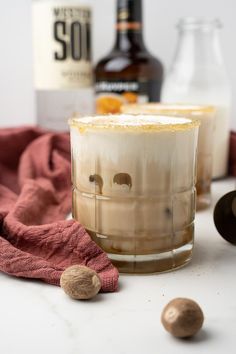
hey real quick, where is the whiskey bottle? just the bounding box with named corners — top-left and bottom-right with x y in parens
top-left (32, 0), bottom-right (94, 131)
top-left (95, 0), bottom-right (164, 114)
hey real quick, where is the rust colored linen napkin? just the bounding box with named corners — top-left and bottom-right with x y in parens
top-left (0, 127), bottom-right (118, 292)
top-left (229, 132), bottom-right (236, 176)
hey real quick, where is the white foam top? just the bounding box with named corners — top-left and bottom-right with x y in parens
top-left (69, 114), bottom-right (200, 132)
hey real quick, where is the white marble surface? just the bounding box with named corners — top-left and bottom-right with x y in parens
top-left (0, 178), bottom-right (236, 354)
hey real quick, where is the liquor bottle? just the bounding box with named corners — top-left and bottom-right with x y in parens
top-left (95, 0), bottom-right (164, 114)
top-left (162, 18), bottom-right (231, 179)
top-left (32, 0), bottom-right (94, 131)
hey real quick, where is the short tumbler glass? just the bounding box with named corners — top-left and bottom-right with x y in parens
top-left (69, 114), bottom-right (199, 273)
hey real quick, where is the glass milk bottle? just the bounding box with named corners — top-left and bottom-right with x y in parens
top-left (162, 18), bottom-right (231, 179)
top-left (32, 0), bottom-right (94, 131)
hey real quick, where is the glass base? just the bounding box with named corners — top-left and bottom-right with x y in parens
top-left (88, 229), bottom-right (193, 273)
top-left (108, 242), bottom-right (193, 273)
top-left (196, 193), bottom-right (211, 211)
top-left (196, 179), bottom-right (211, 210)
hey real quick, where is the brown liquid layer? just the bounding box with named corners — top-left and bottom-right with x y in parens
top-left (110, 249), bottom-right (193, 273)
top-left (87, 225), bottom-right (193, 255)
top-left (88, 229), bottom-right (193, 273)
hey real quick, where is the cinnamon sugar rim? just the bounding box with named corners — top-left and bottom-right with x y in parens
top-left (69, 114), bottom-right (200, 133)
top-left (121, 103), bottom-right (216, 116)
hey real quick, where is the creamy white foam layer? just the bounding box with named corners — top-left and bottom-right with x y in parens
top-left (71, 120), bottom-right (199, 196)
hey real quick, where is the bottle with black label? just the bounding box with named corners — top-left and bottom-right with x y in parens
top-left (32, 0), bottom-right (94, 131)
top-left (95, 0), bottom-right (164, 114)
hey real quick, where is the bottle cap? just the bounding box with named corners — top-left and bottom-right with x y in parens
top-left (117, 0), bottom-right (142, 24)
top-left (213, 191), bottom-right (236, 244)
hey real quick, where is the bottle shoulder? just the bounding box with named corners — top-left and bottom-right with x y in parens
top-left (95, 50), bottom-right (164, 79)
top-left (95, 48), bottom-right (162, 65)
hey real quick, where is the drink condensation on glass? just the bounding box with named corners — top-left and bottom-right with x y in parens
top-left (122, 104), bottom-right (215, 210)
top-left (69, 114), bottom-right (200, 273)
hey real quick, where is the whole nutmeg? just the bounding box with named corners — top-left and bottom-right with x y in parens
top-left (60, 265), bottom-right (101, 300)
top-left (161, 298), bottom-right (204, 338)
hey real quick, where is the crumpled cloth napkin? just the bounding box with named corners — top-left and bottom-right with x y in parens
top-left (229, 132), bottom-right (236, 176)
top-left (0, 127), bottom-right (118, 292)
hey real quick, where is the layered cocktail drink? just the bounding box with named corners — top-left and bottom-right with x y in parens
top-left (122, 104), bottom-right (215, 210)
top-left (70, 114), bottom-right (199, 273)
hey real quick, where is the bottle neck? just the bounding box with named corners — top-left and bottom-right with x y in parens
top-left (173, 27), bottom-right (224, 69)
top-left (114, 0), bottom-right (145, 52)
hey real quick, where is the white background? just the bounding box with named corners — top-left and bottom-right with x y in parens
top-left (0, 0), bottom-right (235, 129)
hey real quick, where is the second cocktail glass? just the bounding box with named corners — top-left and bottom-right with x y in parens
top-left (122, 104), bottom-right (215, 210)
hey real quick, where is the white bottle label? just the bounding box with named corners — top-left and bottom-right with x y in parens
top-left (32, 2), bottom-right (92, 90)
